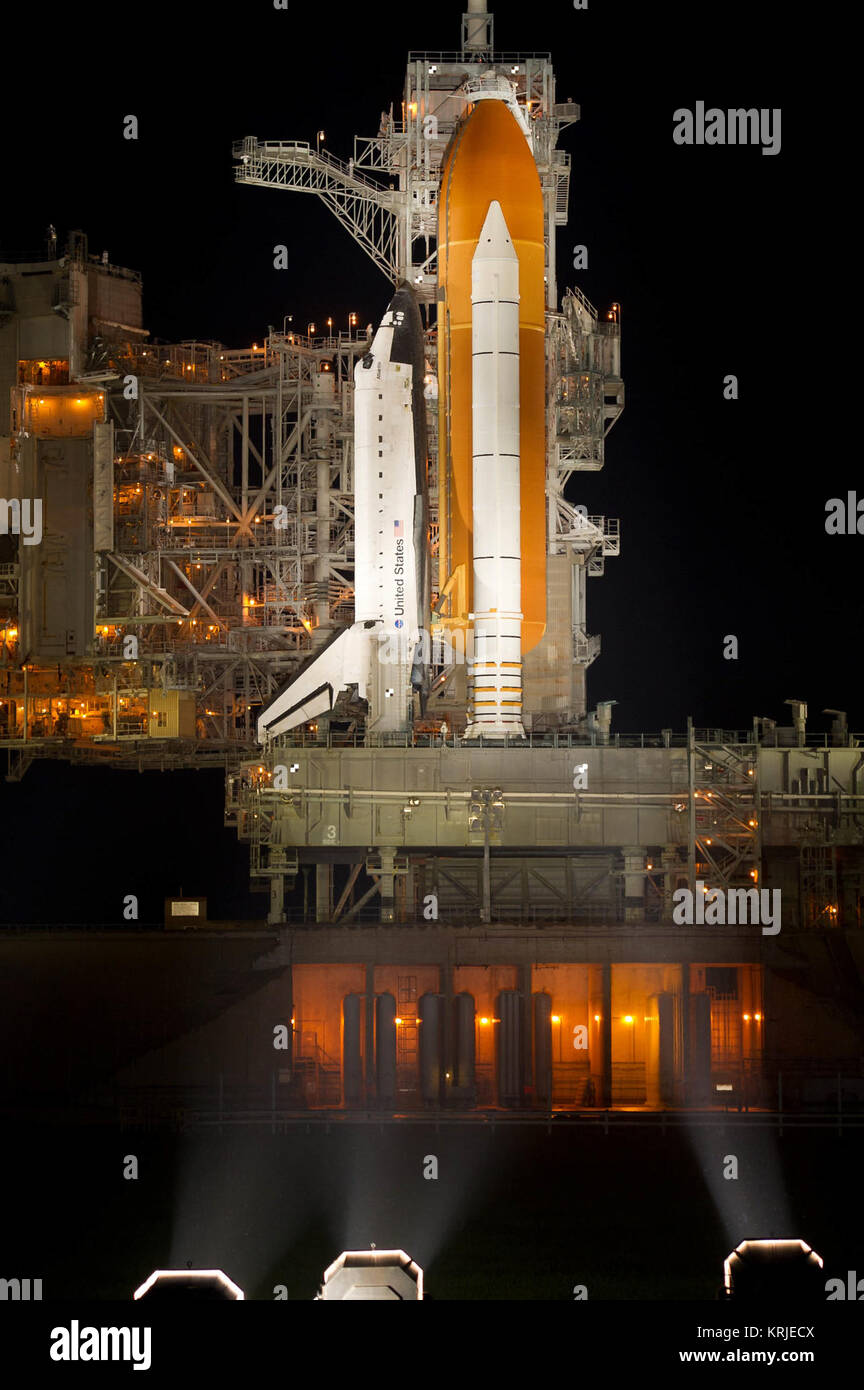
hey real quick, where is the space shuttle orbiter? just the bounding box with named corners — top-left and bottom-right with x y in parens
top-left (257, 283), bottom-right (429, 741)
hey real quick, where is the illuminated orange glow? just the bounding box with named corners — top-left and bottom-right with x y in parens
top-left (623, 1015), bottom-right (634, 1025)
top-left (437, 99), bottom-right (546, 652)
top-left (27, 390), bottom-right (103, 437)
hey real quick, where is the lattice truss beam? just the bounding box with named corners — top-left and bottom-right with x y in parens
top-left (692, 742), bottom-right (761, 890)
top-left (89, 335), bottom-right (363, 741)
top-left (547, 290), bottom-right (624, 479)
top-left (234, 139), bottom-right (403, 282)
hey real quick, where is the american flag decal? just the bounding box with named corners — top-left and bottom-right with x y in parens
top-left (394, 520), bottom-right (403, 537)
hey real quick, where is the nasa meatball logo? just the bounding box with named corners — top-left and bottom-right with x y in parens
top-left (395, 619), bottom-right (403, 628)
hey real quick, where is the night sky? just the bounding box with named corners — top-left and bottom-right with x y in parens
top-left (0, 2), bottom-right (849, 921)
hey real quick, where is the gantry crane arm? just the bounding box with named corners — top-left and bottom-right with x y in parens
top-left (233, 137), bottom-right (402, 282)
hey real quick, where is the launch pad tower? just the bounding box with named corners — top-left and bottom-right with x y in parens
top-left (4, 7), bottom-right (862, 1113)
top-left (233, 2), bottom-right (624, 737)
top-left (230, 3), bottom-right (628, 925)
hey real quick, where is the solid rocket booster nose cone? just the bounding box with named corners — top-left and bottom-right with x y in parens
top-left (473, 200), bottom-right (517, 260)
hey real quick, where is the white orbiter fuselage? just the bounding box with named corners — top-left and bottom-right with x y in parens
top-left (257, 284), bottom-right (428, 741)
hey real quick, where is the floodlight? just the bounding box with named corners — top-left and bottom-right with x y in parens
top-left (316, 1249), bottom-right (423, 1300)
top-left (133, 1269), bottom-right (245, 1301)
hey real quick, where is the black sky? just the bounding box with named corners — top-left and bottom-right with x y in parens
top-left (0, 1), bottom-right (852, 919)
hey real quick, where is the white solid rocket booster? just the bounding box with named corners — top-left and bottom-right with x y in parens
top-left (465, 200), bottom-right (525, 738)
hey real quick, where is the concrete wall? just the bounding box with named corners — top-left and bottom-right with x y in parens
top-left (522, 552), bottom-right (585, 725)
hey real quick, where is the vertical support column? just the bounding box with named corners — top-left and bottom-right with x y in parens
top-left (375, 993), bottom-right (396, 1109)
top-left (688, 984), bottom-right (712, 1107)
top-left (532, 990), bottom-right (553, 1109)
top-left (241, 393), bottom-right (249, 516)
top-left (365, 963), bottom-right (376, 1102)
top-left (419, 993), bottom-right (446, 1106)
top-left (661, 845), bottom-right (678, 922)
top-left (405, 859), bottom-right (416, 921)
top-left (787, 699), bottom-right (807, 747)
top-left (518, 963), bottom-right (532, 1107)
top-left (315, 863), bottom-right (332, 922)
top-left (680, 961), bottom-right (691, 1107)
top-left (600, 963), bottom-right (612, 1108)
top-left (451, 992), bottom-right (476, 1103)
top-left (269, 875), bottom-right (285, 926)
top-left (495, 990), bottom-right (524, 1107)
top-left (441, 951), bottom-right (454, 1100)
top-left (315, 458), bottom-right (330, 629)
top-left (285, 956), bottom-right (294, 1086)
top-left (622, 846), bottom-right (645, 924)
top-left (342, 993), bottom-right (363, 1107)
top-left (687, 716), bottom-right (697, 900)
top-left (645, 992), bottom-right (675, 1107)
top-left (481, 810), bottom-right (492, 924)
top-left (753, 746), bottom-right (763, 896)
top-left (586, 965), bottom-right (603, 1106)
top-left (379, 849), bottom-right (395, 923)
top-left (275, 362), bottom-right (284, 516)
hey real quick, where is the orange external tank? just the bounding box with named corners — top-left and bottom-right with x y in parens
top-left (437, 97), bottom-right (546, 654)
